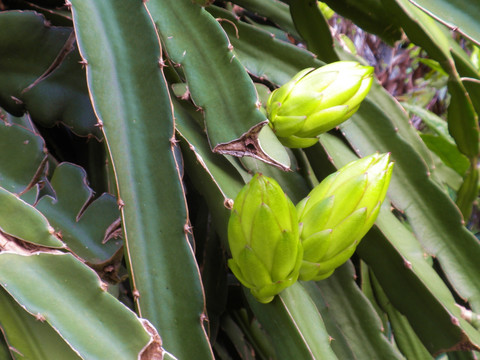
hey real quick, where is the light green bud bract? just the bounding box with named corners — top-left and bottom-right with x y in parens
top-left (296, 153), bottom-right (394, 281)
top-left (266, 61), bottom-right (374, 148)
top-left (228, 174), bottom-right (303, 303)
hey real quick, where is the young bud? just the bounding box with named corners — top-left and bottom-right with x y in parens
top-left (267, 61), bottom-right (374, 148)
top-left (228, 174), bottom-right (303, 303)
top-left (297, 153), bottom-right (394, 281)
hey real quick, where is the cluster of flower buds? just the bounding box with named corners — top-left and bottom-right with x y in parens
top-left (266, 61), bottom-right (374, 148)
top-left (227, 154), bottom-right (393, 302)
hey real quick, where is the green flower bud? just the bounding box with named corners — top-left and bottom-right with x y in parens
top-left (266, 61), bottom-right (374, 148)
top-left (297, 153), bottom-right (394, 281)
top-left (228, 174), bottom-right (303, 303)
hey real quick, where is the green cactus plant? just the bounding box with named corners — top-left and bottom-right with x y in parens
top-left (0, 0), bottom-right (480, 359)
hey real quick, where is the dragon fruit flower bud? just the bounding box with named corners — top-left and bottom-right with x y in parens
top-left (267, 61), bottom-right (374, 148)
top-left (228, 174), bottom-right (303, 303)
top-left (296, 153), bottom-right (394, 281)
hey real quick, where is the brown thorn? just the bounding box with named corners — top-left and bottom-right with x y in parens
top-left (170, 136), bottom-right (179, 145)
top-left (10, 96), bottom-right (23, 105)
top-left (132, 289), bottom-right (140, 300)
top-left (94, 120), bottom-right (103, 129)
top-left (117, 199), bottom-right (125, 210)
top-left (184, 223), bottom-right (193, 235)
top-left (224, 198), bottom-right (234, 210)
top-left (35, 313), bottom-right (46, 322)
top-left (79, 59), bottom-right (88, 69)
top-left (451, 316), bottom-right (460, 326)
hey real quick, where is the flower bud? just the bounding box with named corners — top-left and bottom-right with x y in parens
top-left (296, 153), bottom-right (393, 281)
top-left (228, 174), bottom-right (303, 303)
top-left (266, 61), bottom-right (374, 148)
